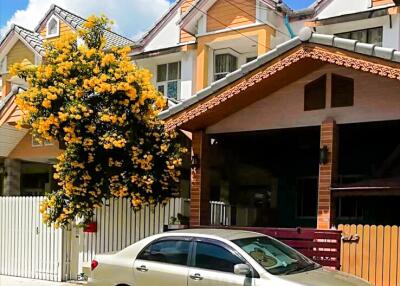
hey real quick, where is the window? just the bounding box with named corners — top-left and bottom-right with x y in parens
top-left (336, 27), bottom-right (383, 46)
top-left (233, 236), bottom-right (317, 275)
top-left (157, 62), bottom-right (181, 100)
top-left (331, 74), bottom-right (354, 108)
top-left (194, 242), bottom-right (243, 273)
top-left (138, 239), bottom-right (190, 266)
top-left (32, 137), bottom-right (53, 147)
top-left (46, 16), bottom-right (59, 38)
top-left (246, 56), bottom-right (257, 63)
top-left (214, 53), bottom-right (237, 81)
top-left (296, 177), bottom-right (318, 217)
top-left (304, 75), bottom-right (326, 111)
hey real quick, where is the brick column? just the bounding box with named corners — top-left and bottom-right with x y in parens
top-left (190, 130), bottom-right (210, 227)
top-left (317, 118), bottom-right (338, 229)
top-left (3, 158), bottom-right (21, 196)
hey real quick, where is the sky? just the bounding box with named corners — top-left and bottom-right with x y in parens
top-left (0, 0), bottom-right (316, 40)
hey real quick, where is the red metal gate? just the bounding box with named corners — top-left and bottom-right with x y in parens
top-left (199, 226), bottom-right (342, 269)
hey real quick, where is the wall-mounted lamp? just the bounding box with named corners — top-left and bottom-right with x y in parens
top-left (191, 155), bottom-right (200, 169)
top-left (319, 145), bottom-right (329, 165)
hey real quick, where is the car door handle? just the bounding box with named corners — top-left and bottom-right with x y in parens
top-left (136, 265), bottom-right (148, 272)
top-left (189, 273), bottom-right (203, 281)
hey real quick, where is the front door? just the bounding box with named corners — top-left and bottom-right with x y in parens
top-left (188, 240), bottom-right (256, 286)
top-left (133, 237), bottom-right (191, 286)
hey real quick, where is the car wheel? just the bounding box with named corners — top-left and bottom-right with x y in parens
top-left (116, 284), bottom-right (131, 286)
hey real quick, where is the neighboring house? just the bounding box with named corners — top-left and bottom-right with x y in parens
top-left (301, 0), bottom-right (400, 48)
top-left (0, 5), bottom-right (135, 196)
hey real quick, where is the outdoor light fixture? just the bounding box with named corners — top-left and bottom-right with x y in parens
top-left (191, 155), bottom-right (200, 169)
top-left (320, 145), bottom-right (329, 165)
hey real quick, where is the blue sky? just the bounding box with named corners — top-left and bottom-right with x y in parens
top-left (0, 0), bottom-right (315, 38)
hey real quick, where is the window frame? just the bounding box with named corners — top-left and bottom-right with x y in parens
top-left (136, 236), bottom-right (193, 267)
top-left (46, 16), bottom-right (60, 38)
top-left (190, 237), bottom-right (259, 278)
top-left (335, 27), bottom-right (383, 46)
top-left (213, 50), bottom-right (238, 81)
top-left (156, 61), bottom-right (181, 100)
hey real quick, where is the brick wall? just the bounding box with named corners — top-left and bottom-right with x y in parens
top-left (317, 118), bottom-right (338, 229)
top-left (190, 130), bottom-right (210, 226)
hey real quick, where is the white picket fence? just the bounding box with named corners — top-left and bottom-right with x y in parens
top-left (0, 197), bottom-right (65, 281)
top-left (79, 197), bottom-right (187, 266)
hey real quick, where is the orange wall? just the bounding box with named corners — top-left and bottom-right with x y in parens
top-left (9, 133), bottom-right (61, 161)
top-left (207, 0), bottom-right (256, 32)
top-left (372, 0), bottom-right (394, 6)
top-left (180, 0), bottom-right (196, 43)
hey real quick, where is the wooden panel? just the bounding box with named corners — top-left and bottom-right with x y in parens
top-left (372, 0), bottom-right (394, 7)
top-left (339, 224), bottom-right (400, 286)
top-left (180, 0), bottom-right (196, 43)
top-left (6, 40), bottom-right (35, 69)
top-left (207, 0), bottom-right (256, 32)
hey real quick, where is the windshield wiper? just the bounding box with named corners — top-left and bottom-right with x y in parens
top-left (284, 263), bottom-right (318, 275)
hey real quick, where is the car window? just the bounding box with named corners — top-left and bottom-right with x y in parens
top-left (194, 242), bottom-right (243, 273)
top-left (138, 240), bottom-right (190, 266)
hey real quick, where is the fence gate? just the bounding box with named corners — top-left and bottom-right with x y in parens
top-left (0, 197), bottom-right (65, 282)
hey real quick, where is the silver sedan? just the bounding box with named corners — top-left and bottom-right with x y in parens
top-left (88, 229), bottom-right (372, 286)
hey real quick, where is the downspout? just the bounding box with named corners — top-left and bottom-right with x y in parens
top-left (284, 15), bottom-right (296, 38)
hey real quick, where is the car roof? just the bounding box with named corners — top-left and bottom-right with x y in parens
top-left (162, 228), bottom-right (264, 241)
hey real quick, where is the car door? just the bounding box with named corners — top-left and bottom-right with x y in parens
top-left (133, 237), bottom-right (192, 286)
top-left (188, 239), bottom-right (257, 286)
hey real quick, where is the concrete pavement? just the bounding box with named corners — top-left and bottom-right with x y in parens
top-left (0, 276), bottom-right (83, 286)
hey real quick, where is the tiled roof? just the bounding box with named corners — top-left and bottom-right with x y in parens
top-left (159, 27), bottom-right (400, 120)
top-left (0, 24), bottom-right (45, 56)
top-left (36, 4), bottom-right (135, 49)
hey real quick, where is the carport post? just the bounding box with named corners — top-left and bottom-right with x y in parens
top-left (190, 130), bottom-right (210, 227)
top-left (317, 118), bottom-right (338, 229)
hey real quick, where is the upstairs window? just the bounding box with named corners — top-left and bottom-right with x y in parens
top-left (46, 16), bottom-right (60, 38)
top-left (331, 74), bottom-right (354, 108)
top-left (157, 62), bottom-right (181, 100)
top-left (304, 75), bottom-right (326, 111)
top-left (214, 53), bottom-right (237, 81)
top-left (336, 27), bottom-right (383, 46)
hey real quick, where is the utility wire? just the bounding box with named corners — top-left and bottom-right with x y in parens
top-left (222, 0), bottom-right (292, 38)
top-left (187, 1), bottom-right (272, 50)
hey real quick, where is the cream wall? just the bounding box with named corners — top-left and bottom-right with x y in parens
top-left (207, 64), bottom-right (400, 134)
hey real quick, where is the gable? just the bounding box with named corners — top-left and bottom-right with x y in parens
top-left (207, 64), bottom-right (400, 133)
top-left (38, 17), bottom-right (74, 41)
top-left (207, 0), bottom-right (256, 32)
top-left (6, 40), bottom-right (35, 69)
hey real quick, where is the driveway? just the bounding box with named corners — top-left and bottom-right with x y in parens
top-left (0, 276), bottom-right (83, 286)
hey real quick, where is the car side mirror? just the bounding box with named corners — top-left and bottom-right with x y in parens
top-left (234, 264), bottom-right (251, 276)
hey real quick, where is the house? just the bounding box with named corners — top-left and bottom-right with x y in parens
top-left (0, 5), bottom-right (135, 196)
top-left (160, 26), bottom-right (400, 230)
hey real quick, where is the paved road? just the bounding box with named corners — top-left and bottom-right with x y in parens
top-left (0, 276), bottom-right (83, 286)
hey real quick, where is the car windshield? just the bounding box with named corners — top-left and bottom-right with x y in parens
top-left (233, 236), bottom-right (320, 275)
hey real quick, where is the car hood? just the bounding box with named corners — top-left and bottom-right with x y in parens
top-left (277, 267), bottom-right (372, 286)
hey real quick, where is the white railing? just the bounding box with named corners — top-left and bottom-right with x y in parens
top-left (210, 201), bottom-right (231, 226)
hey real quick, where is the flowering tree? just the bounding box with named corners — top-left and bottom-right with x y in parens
top-left (12, 16), bottom-right (186, 228)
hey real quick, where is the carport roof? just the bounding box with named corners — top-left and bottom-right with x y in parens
top-left (160, 27), bottom-right (400, 131)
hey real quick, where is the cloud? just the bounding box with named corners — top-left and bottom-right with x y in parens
top-left (0, 0), bottom-right (172, 40)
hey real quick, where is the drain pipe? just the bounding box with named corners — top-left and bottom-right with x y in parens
top-left (284, 15), bottom-right (296, 38)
